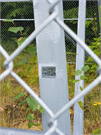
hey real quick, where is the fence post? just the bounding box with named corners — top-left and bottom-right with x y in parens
top-left (73, 0), bottom-right (86, 135)
top-left (33, 0), bottom-right (71, 134)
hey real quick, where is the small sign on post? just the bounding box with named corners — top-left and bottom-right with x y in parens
top-left (42, 67), bottom-right (56, 78)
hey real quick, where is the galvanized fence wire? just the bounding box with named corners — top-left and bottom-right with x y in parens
top-left (0, 0), bottom-right (97, 63)
top-left (0, 0), bottom-right (101, 135)
top-left (64, 0), bottom-right (96, 63)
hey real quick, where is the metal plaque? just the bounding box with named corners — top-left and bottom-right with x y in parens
top-left (42, 67), bottom-right (56, 78)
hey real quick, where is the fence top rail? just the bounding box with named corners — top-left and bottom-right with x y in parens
top-left (0, 127), bottom-right (44, 135)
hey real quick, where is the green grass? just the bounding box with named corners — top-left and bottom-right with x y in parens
top-left (0, 55), bottom-right (100, 134)
top-left (67, 64), bottom-right (100, 134)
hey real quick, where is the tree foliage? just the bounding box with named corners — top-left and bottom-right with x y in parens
top-left (1, 1), bottom-right (97, 54)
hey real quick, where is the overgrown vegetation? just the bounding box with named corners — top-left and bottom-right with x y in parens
top-left (0, 56), bottom-right (100, 134)
top-left (0, 1), bottom-right (101, 134)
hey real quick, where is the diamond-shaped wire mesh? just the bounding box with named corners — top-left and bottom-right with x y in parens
top-left (1, 2), bottom-right (34, 19)
top-left (0, 1), bottom-right (97, 64)
top-left (0, 0), bottom-right (101, 135)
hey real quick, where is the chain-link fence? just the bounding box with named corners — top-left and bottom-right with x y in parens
top-left (0, 0), bottom-right (101, 135)
top-left (1, 0), bottom-right (98, 63)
